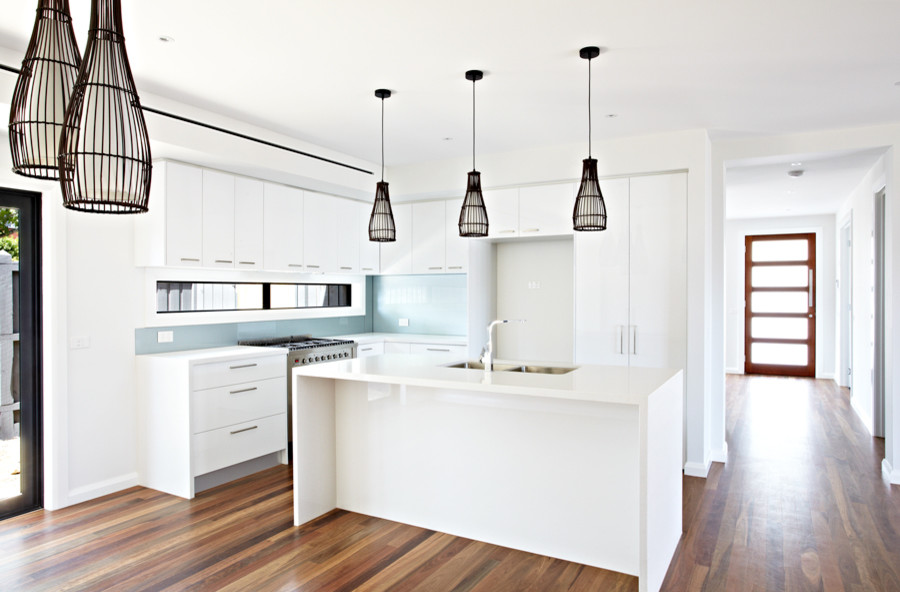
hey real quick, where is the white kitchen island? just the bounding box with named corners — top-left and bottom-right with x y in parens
top-left (292, 354), bottom-right (683, 592)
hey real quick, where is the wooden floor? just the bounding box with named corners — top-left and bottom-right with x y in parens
top-left (1, 375), bottom-right (898, 591)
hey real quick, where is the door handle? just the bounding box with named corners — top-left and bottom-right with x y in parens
top-left (809, 269), bottom-right (814, 307)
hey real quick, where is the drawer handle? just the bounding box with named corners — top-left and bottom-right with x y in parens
top-left (229, 363), bottom-right (258, 370)
top-left (448, 266), bottom-right (463, 270)
top-left (523, 228), bottom-right (540, 233)
top-left (288, 263), bottom-right (303, 268)
top-left (180, 257), bottom-right (200, 262)
top-left (428, 266), bottom-right (443, 270)
top-left (340, 266), bottom-right (353, 270)
top-left (362, 267), bottom-right (374, 271)
top-left (499, 230), bottom-right (515, 234)
top-left (229, 387), bottom-right (258, 394)
top-left (307, 264), bottom-right (320, 269)
top-left (239, 261), bottom-right (256, 265)
top-left (360, 347), bottom-right (373, 352)
top-left (215, 259), bottom-right (233, 264)
top-left (427, 348), bottom-right (450, 352)
top-left (230, 425), bottom-right (258, 435)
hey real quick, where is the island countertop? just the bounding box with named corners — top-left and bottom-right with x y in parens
top-left (292, 352), bottom-right (681, 406)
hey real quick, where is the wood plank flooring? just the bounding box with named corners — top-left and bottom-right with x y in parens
top-left (1, 374), bottom-right (898, 591)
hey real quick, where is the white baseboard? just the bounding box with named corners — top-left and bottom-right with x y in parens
top-left (818, 372), bottom-right (835, 380)
top-left (683, 459), bottom-right (711, 478)
top-left (725, 367), bottom-right (742, 375)
top-left (709, 442), bottom-right (728, 464)
top-left (883, 459), bottom-right (900, 485)
top-left (849, 395), bottom-right (875, 436)
top-left (66, 472), bottom-right (139, 507)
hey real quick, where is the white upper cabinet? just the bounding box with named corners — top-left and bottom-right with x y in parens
top-left (484, 188), bottom-right (518, 238)
top-left (412, 201), bottom-right (446, 274)
top-left (201, 170), bottom-right (235, 268)
top-left (303, 192), bottom-right (338, 273)
top-left (164, 161), bottom-right (203, 267)
top-left (444, 199), bottom-right (468, 273)
top-left (518, 183), bottom-right (576, 237)
top-left (358, 201), bottom-right (380, 274)
top-left (233, 177), bottom-right (264, 269)
top-left (380, 203), bottom-right (412, 274)
top-left (263, 183), bottom-right (304, 272)
top-left (334, 198), bottom-right (360, 274)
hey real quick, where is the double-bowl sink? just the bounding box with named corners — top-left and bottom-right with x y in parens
top-left (445, 360), bottom-right (577, 375)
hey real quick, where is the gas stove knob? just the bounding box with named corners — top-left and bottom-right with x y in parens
top-left (314, 356), bottom-right (320, 362)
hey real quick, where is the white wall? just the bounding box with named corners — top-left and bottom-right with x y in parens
top-left (724, 215), bottom-right (836, 378)
top-left (712, 124), bottom-right (900, 485)
top-left (835, 157), bottom-right (886, 434)
top-left (393, 128), bottom-right (717, 477)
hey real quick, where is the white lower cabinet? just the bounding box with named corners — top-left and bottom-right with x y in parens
top-left (356, 342), bottom-right (385, 357)
top-left (410, 343), bottom-right (468, 356)
top-left (384, 341), bottom-right (412, 354)
top-left (137, 348), bottom-right (288, 499)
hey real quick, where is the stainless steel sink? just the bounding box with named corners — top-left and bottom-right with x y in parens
top-left (445, 361), bottom-right (577, 375)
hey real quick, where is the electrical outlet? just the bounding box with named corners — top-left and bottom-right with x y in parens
top-left (69, 336), bottom-right (90, 350)
top-left (157, 330), bottom-right (174, 343)
top-left (528, 281), bottom-right (542, 289)
top-left (399, 318), bottom-right (409, 327)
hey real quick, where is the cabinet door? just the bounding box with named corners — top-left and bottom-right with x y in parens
top-left (380, 203), bottom-right (412, 274)
top-left (263, 183), bottom-right (304, 271)
top-left (444, 199), bottom-right (468, 273)
top-left (234, 177), bottom-right (264, 269)
top-left (628, 173), bottom-right (687, 370)
top-left (335, 198), bottom-right (360, 273)
top-left (574, 178), bottom-right (630, 366)
top-left (356, 342), bottom-right (385, 357)
top-left (518, 182), bottom-right (576, 237)
top-left (484, 188), bottom-right (518, 238)
top-left (412, 201), bottom-right (446, 274)
top-left (165, 162), bottom-right (203, 267)
top-left (384, 342), bottom-right (411, 354)
top-left (303, 192), bottom-right (338, 273)
top-left (202, 170), bottom-right (235, 268)
top-left (359, 201), bottom-right (380, 274)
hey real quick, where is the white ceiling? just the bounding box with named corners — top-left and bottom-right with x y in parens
top-left (726, 148), bottom-right (885, 219)
top-left (2, 0), bottom-right (900, 172)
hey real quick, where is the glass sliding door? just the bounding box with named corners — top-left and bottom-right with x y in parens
top-left (0, 188), bottom-right (42, 520)
top-left (744, 233), bottom-right (816, 377)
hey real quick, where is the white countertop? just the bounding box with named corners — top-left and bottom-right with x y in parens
top-left (137, 345), bottom-right (288, 363)
top-left (293, 353), bottom-right (681, 406)
top-left (325, 332), bottom-right (467, 345)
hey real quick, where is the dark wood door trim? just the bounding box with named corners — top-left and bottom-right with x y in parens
top-left (744, 232), bottom-right (816, 377)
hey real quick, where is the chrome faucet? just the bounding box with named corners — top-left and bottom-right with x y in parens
top-left (481, 319), bottom-right (526, 371)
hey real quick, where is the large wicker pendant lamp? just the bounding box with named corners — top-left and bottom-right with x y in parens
top-left (572, 46), bottom-right (607, 231)
top-left (58, 0), bottom-right (152, 213)
top-left (368, 89), bottom-right (396, 242)
top-left (458, 70), bottom-right (488, 237)
top-left (8, 0), bottom-right (82, 180)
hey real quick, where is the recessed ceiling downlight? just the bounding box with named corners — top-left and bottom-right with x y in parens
top-left (158, 35), bottom-right (175, 43)
top-left (787, 169), bottom-right (804, 178)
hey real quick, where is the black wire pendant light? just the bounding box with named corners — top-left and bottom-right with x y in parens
top-left (8, 0), bottom-right (82, 180)
top-left (458, 70), bottom-right (488, 237)
top-left (573, 46), bottom-right (607, 232)
top-left (369, 89), bottom-right (396, 242)
top-left (58, 0), bottom-right (152, 214)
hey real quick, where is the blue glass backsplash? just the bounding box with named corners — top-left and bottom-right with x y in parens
top-left (372, 274), bottom-right (466, 336)
top-left (135, 274), bottom-right (466, 354)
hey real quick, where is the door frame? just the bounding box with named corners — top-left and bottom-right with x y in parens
top-left (0, 187), bottom-right (43, 520)
top-left (743, 232), bottom-right (816, 378)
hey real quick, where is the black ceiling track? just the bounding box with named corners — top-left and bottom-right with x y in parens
top-left (1, 62), bottom-right (373, 176)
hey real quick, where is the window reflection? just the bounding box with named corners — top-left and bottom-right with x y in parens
top-left (157, 281), bottom-right (350, 313)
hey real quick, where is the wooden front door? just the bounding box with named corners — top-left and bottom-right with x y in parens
top-left (744, 233), bottom-right (816, 377)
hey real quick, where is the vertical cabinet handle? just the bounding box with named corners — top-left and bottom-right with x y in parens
top-left (629, 325), bottom-right (637, 355)
top-left (616, 325), bottom-right (624, 354)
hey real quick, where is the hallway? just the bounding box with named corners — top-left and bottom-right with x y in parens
top-left (664, 374), bottom-right (900, 590)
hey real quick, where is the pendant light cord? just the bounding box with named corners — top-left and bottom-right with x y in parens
top-left (472, 78), bottom-right (476, 171)
top-left (381, 96), bottom-right (385, 182)
top-left (588, 55), bottom-right (592, 159)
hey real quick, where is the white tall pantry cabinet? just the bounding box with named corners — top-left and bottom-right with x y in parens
top-left (574, 172), bottom-right (687, 371)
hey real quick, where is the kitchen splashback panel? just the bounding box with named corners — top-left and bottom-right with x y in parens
top-left (372, 274), bottom-right (467, 336)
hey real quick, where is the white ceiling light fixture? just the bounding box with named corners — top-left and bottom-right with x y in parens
top-left (573, 46), bottom-right (607, 232)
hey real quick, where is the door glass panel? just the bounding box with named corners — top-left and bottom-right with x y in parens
top-left (751, 265), bottom-right (809, 288)
top-left (752, 240), bottom-right (808, 262)
top-left (751, 291), bottom-right (808, 313)
top-left (751, 343), bottom-right (808, 366)
top-left (0, 207), bottom-right (21, 502)
top-left (751, 317), bottom-right (808, 340)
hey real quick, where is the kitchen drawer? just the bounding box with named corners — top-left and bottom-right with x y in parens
top-left (191, 377), bottom-right (286, 434)
top-left (192, 413), bottom-right (286, 476)
top-left (356, 342), bottom-right (385, 357)
top-left (384, 342), bottom-right (411, 354)
top-left (191, 354), bottom-right (285, 390)
top-left (410, 343), bottom-right (468, 356)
